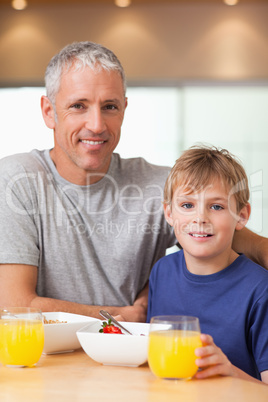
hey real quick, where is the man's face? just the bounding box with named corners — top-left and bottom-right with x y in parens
top-left (43, 65), bottom-right (127, 185)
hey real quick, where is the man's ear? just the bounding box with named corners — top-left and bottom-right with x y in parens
top-left (164, 203), bottom-right (174, 227)
top-left (41, 95), bottom-right (56, 129)
top-left (236, 203), bottom-right (251, 231)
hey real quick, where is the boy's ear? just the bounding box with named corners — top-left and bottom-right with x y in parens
top-left (41, 95), bottom-right (56, 129)
top-left (164, 203), bottom-right (174, 227)
top-left (236, 203), bottom-right (251, 231)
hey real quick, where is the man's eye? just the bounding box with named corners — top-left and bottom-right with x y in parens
top-left (181, 203), bottom-right (193, 209)
top-left (211, 204), bottom-right (223, 211)
top-left (71, 104), bottom-right (84, 109)
top-left (104, 104), bottom-right (118, 110)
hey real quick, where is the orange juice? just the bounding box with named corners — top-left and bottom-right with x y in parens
top-left (0, 319), bottom-right (44, 367)
top-left (148, 329), bottom-right (202, 379)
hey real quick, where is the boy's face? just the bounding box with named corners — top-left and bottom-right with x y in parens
top-left (164, 179), bottom-right (250, 271)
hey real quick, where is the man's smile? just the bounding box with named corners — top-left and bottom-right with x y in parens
top-left (80, 139), bottom-right (105, 145)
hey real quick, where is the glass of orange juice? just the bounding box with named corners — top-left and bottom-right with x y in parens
top-left (0, 307), bottom-right (44, 367)
top-left (148, 315), bottom-right (202, 380)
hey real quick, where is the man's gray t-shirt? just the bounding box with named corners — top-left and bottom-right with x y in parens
top-left (0, 150), bottom-right (175, 306)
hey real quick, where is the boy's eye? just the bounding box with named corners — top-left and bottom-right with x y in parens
top-left (211, 204), bottom-right (223, 211)
top-left (181, 203), bottom-right (194, 209)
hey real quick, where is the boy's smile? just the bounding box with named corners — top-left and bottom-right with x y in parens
top-left (164, 180), bottom-right (249, 275)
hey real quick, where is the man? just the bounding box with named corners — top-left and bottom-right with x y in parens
top-left (0, 42), bottom-right (267, 322)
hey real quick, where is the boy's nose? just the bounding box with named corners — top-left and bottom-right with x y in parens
top-left (193, 208), bottom-right (208, 223)
top-left (193, 216), bottom-right (207, 224)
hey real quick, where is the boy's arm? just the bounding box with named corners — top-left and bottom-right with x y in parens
top-left (0, 264), bottom-right (147, 322)
top-left (195, 334), bottom-right (268, 385)
top-left (233, 227), bottom-right (268, 269)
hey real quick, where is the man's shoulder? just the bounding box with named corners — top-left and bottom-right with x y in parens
top-left (113, 153), bottom-right (171, 183)
top-left (0, 150), bottom-right (48, 175)
top-left (115, 153), bottom-right (171, 173)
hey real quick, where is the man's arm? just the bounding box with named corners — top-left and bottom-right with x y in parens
top-left (233, 227), bottom-right (268, 269)
top-left (0, 264), bottom-right (147, 322)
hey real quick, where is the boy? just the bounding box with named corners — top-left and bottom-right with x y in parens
top-left (147, 145), bottom-right (268, 384)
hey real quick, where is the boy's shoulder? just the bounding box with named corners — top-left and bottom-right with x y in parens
top-left (232, 255), bottom-right (268, 296)
top-left (149, 250), bottom-right (184, 285)
top-left (152, 249), bottom-right (183, 271)
top-left (237, 254), bottom-right (268, 277)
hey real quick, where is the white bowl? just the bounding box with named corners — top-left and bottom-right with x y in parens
top-left (43, 312), bottom-right (97, 354)
top-left (77, 321), bottom-right (149, 367)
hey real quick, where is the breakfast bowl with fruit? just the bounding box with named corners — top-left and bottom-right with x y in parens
top-left (76, 318), bottom-right (149, 367)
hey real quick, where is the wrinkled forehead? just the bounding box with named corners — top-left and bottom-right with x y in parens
top-left (59, 61), bottom-right (125, 94)
top-left (59, 61), bottom-right (105, 83)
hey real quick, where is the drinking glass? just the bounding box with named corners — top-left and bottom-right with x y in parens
top-left (0, 307), bottom-right (44, 367)
top-left (148, 315), bottom-right (202, 380)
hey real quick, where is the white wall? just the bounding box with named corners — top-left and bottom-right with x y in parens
top-left (182, 85), bottom-right (268, 236)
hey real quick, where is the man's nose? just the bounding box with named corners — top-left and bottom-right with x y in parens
top-left (85, 108), bottom-right (106, 134)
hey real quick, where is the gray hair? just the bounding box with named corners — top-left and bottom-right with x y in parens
top-left (45, 41), bottom-right (127, 106)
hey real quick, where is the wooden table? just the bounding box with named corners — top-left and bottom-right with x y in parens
top-left (0, 349), bottom-right (267, 401)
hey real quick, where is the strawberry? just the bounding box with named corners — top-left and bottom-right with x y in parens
top-left (99, 319), bottom-right (123, 334)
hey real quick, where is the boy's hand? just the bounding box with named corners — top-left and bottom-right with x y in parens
top-left (194, 334), bottom-right (235, 379)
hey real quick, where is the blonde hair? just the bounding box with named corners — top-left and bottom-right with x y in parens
top-left (164, 145), bottom-right (249, 212)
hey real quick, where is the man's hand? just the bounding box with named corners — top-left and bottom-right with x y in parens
top-left (114, 303), bottom-right (147, 323)
top-left (110, 283), bottom-right (149, 322)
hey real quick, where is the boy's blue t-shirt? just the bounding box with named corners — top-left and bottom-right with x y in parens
top-left (147, 250), bottom-right (268, 379)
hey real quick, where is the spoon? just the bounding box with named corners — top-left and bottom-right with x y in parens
top-left (99, 310), bottom-right (133, 335)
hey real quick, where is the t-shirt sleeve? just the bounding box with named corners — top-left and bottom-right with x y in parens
top-left (146, 267), bottom-right (155, 323)
top-left (146, 259), bottom-right (163, 323)
top-left (249, 290), bottom-right (268, 374)
top-left (0, 158), bottom-right (39, 266)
